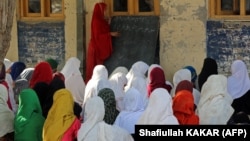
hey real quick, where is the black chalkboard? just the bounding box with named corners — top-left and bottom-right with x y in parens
top-left (104, 16), bottom-right (159, 74)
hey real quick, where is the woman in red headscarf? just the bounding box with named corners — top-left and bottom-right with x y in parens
top-left (172, 80), bottom-right (199, 125)
top-left (85, 2), bottom-right (120, 83)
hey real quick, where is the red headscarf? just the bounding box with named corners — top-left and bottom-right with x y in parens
top-left (147, 67), bottom-right (172, 97)
top-left (85, 2), bottom-right (112, 83)
top-left (172, 80), bottom-right (199, 125)
top-left (29, 61), bottom-right (53, 88)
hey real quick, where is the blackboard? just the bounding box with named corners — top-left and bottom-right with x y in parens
top-left (17, 21), bottom-right (65, 68)
top-left (207, 21), bottom-right (250, 76)
top-left (104, 16), bottom-right (159, 74)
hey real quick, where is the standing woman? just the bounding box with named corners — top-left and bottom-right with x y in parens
top-left (85, 1), bottom-right (120, 83)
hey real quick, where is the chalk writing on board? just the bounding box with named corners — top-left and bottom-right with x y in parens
top-left (18, 22), bottom-right (65, 67)
top-left (104, 16), bottom-right (159, 74)
top-left (207, 21), bottom-right (250, 76)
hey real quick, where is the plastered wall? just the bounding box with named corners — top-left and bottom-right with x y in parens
top-left (64, 0), bottom-right (77, 65)
top-left (159, 0), bottom-right (207, 82)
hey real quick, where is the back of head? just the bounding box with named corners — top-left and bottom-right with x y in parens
top-left (29, 61), bottom-right (53, 88)
top-left (198, 57), bottom-right (218, 90)
top-left (10, 61), bottom-right (26, 81)
top-left (45, 58), bottom-right (58, 72)
top-left (183, 66), bottom-right (197, 84)
top-left (4, 58), bottom-right (13, 72)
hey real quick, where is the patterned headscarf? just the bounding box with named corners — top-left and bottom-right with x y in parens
top-left (98, 88), bottom-right (119, 124)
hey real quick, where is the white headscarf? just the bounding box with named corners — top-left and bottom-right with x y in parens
top-left (109, 72), bottom-right (128, 111)
top-left (109, 66), bottom-right (128, 79)
top-left (0, 84), bottom-right (14, 137)
top-left (4, 58), bottom-right (13, 71)
top-left (61, 57), bottom-right (85, 105)
top-left (114, 87), bottom-right (145, 134)
top-left (5, 74), bottom-right (17, 114)
top-left (77, 96), bottom-right (134, 141)
top-left (16, 67), bottom-right (34, 81)
top-left (197, 74), bottom-right (234, 125)
top-left (83, 65), bottom-right (112, 107)
top-left (227, 60), bottom-right (250, 99)
top-left (170, 69), bottom-right (192, 97)
top-left (137, 88), bottom-right (179, 125)
top-left (125, 61), bottom-right (149, 108)
top-left (170, 68), bottom-right (200, 105)
top-left (4, 58), bottom-right (17, 113)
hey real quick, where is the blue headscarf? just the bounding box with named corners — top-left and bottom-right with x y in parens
top-left (183, 66), bottom-right (197, 84)
top-left (10, 61), bottom-right (26, 81)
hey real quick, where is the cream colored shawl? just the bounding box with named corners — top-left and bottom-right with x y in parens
top-left (78, 96), bottom-right (134, 141)
top-left (61, 57), bottom-right (86, 106)
top-left (137, 88), bottom-right (179, 125)
top-left (197, 74), bottom-right (234, 124)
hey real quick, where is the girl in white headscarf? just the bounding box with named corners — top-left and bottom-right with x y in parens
top-left (0, 84), bottom-right (14, 140)
top-left (83, 65), bottom-right (112, 107)
top-left (227, 59), bottom-right (250, 115)
top-left (109, 66), bottom-right (128, 79)
top-left (125, 61), bottom-right (149, 108)
top-left (109, 72), bottom-right (128, 111)
top-left (114, 87), bottom-right (145, 134)
top-left (197, 74), bottom-right (234, 125)
top-left (61, 57), bottom-right (86, 106)
top-left (170, 69), bottom-right (192, 97)
top-left (137, 88), bottom-right (179, 125)
top-left (82, 65), bottom-right (112, 121)
top-left (77, 96), bottom-right (134, 141)
top-left (171, 69), bottom-right (200, 107)
top-left (4, 59), bottom-right (17, 114)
